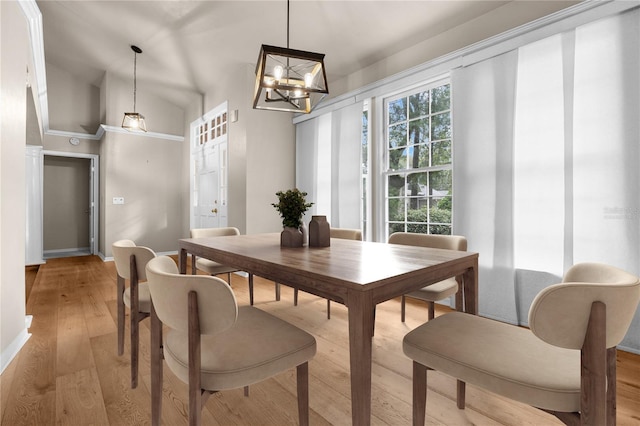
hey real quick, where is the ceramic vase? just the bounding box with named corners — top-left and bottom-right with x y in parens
top-left (309, 215), bottom-right (330, 247)
top-left (281, 226), bottom-right (304, 248)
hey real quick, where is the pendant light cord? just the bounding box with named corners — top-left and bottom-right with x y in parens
top-left (133, 50), bottom-right (137, 113)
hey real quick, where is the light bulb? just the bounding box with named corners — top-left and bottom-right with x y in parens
top-left (304, 72), bottom-right (314, 88)
top-left (274, 65), bottom-right (284, 81)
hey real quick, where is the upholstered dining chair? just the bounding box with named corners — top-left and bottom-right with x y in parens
top-left (388, 232), bottom-right (467, 322)
top-left (112, 239), bottom-right (157, 388)
top-left (146, 256), bottom-right (317, 426)
top-left (403, 262), bottom-right (640, 426)
top-left (292, 228), bottom-right (363, 319)
top-left (190, 227), bottom-right (257, 305)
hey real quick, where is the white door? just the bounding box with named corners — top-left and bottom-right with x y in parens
top-left (190, 103), bottom-right (229, 230)
top-left (195, 144), bottom-right (220, 228)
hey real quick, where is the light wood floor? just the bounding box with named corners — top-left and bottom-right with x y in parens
top-left (2, 255), bottom-right (639, 425)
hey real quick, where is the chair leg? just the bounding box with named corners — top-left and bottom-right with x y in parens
top-left (456, 380), bottom-right (466, 409)
top-left (188, 291), bottom-right (202, 426)
top-left (293, 287), bottom-right (298, 305)
top-left (151, 303), bottom-right (163, 426)
top-left (413, 361), bottom-right (427, 426)
top-left (401, 295), bottom-right (406, 322)
top-left (297, 362), bottom-right (310, 426)
top-left (606, 347), bottom-right (616, 426)
top-left (327, 299), bottom-right (331, 319)
top-left (117, 276), bottom-right (125, 356)
top-left (276, 282), bottom-right (281, 301)
top-left (249, 274), bottom-right (253, 306)
top-left (581, 301), bottom-right (607, 426)
top-left (130, 311), bottom-right (139, 388)
top-left (248, 274), bottom-right (254, 306)
top-left (427, 301), bottom-right (435, 321)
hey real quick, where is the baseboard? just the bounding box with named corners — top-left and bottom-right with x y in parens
top-left (0, 317), bottom-right (32, 374)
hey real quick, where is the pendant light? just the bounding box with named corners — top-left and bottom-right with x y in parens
top-left (253, 0), bottom-right (328, 113)
top-left (122, 45), bottom-right (147, 132)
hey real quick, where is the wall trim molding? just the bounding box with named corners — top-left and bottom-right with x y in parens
top-left (100, 125), bottom-right (184, 142)
top-left (0, 319), bottom-right (32, 374)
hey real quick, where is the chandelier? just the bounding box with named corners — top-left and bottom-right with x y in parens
top-left (122, 45), bottom-right (147, 132)
top-left (253, 0), bottom-right (328, 113)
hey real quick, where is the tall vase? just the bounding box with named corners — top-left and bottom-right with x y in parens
top-left (309, 215), bottom-right (330, 247)
top-left (281, 226), bottom-right (303, 248)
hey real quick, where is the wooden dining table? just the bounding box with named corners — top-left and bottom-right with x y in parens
top-left (177, 233), bottom-right (479, 426)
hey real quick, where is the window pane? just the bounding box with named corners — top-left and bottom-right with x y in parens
top-left (432, 112), bottom-right (451, 140)
top-left (417, 142), bottom-right (430, 168)
top-left (429, 224), bottom-right (452, 235)
top-left (409, 118), bottom-right (429, 145)
top-left (389, 223), bottom-right (405, 235)
top-left (389, 122), bottom-right (407, 148)
top-left (429, 170), bottom-right (451, 194)
top-left (362, 110), bottom-right (368, 172)
top-left (409, 91), bottom-right (429, 119)
top-left (407, 172), bottom-right (427, 202)
top-left (431, 140), bottom-right (451, 166)
top-left (387, 174), bottom-right (404, 197)
top-left (388, 148), bottom-right (405, 170)
top-left (431, 85), bottom-right (450, 113)
top-left (388, 198), bottom-right (405, 221)
top-left (407, 222), bottom-right (429, 233)
top-left (388, 98), bottom-right (407, 124)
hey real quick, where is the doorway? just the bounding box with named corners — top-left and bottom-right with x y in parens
top-left (40, 151), bottom-right (98, 259)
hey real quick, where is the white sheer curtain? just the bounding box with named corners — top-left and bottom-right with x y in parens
top-left (453, 9), bottom-right (640, 351)
top-left (296, 101), bottom-right (363, 229)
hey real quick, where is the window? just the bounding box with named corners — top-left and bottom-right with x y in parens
top-left (384, 81), bottom-right (452, 237)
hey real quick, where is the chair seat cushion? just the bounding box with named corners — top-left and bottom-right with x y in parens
top-left (406, 277), bottom-right (458, 302)
top-left (123, 282), bottom-right (151, 313)
top-left (164, 305), bottom-right (316, 391)
top-left (195, 258), bottom-right (238, 276)
top-left (403, 312), bottom-right (580, 412)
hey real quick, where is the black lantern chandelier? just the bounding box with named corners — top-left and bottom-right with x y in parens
top-left (253, 0), bottom-right (328, 113)
top-left (122, 45), bottom-right (147, 132)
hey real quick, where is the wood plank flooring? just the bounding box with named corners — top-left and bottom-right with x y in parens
top-left (2, 255), bottom-right (639, 425)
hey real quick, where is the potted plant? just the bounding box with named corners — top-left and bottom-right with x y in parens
top-left (272, 188), bottom-right (313, 247)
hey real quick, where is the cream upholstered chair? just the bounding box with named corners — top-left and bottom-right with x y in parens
top-left (112, 239), bottom-right (156, 388)
top-left (190, 227), bottom-right (257, 305)
top-left (388, 232), bottom-right (467, 322)
top-left (293, 228), bottom-right (362, 319)
top-left (403, 262), bottom-right (640, 426)
top-left (146, 256), bottom-right (317, 426)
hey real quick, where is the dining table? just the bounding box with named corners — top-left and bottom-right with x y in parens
top-left (177, 233), bottom-right (478, 425)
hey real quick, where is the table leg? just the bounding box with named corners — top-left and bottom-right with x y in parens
top-left (462, 259), bottom-right (478, 315)
top-left (179, 248), bottom-right (187, 274)
top-left (347, 291), bottom-right (375, 426)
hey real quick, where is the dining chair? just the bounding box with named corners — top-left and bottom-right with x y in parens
top-left (403, 262), bottom-right (640, 426)
top-left (112, 239), bottom-right (157, 389)
top-left (388, 232), bottom-right (467, 322)
top-left (292, 228), bottom-right (363, 319)
top-left (190, 227), bottom-right (258, 305)
top-left (146, 256), bottom-right (317, 426)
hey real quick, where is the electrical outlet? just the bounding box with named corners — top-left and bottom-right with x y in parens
top-left (113, 197), bottom-right (124, 205)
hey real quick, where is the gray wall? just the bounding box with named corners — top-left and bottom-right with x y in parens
top-left (43, 156), bottom-right (90, 252)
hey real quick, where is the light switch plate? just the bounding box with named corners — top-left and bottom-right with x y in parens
top-left (113, 197), bottom-right (124, 205)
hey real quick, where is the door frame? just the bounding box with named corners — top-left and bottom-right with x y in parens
top-left (41, 150), bottom-right (99, 256)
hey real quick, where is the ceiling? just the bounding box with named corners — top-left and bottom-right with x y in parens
top-left (36, 1), bottom-right (577, 110)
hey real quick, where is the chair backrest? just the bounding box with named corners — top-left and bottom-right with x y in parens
top-left (330, 228), bottom-right (363, 241)
top-left (190, 227), bottom-right (240, 238)
top-left (112, 239), bottom-right (157, 281)
top-left (529, 262), bottom-right (640, 350)
top-left (388, 232), bottom-right (467, 252)
top-left (146, 256), bottom-right (238, 336)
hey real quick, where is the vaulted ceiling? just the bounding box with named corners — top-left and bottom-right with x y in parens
top-left (37, 1), bottom-right (579, 109)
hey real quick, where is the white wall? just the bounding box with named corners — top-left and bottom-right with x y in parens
top-left (1, 0), bottom-right (29, 373)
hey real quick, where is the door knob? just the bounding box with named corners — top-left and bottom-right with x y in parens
top-left (211, 208), bottom-right (218, 213)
